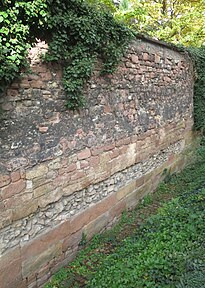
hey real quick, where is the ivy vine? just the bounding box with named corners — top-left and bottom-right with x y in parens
top-left (0, 0), bottom-right (133, 109)
top-left (0, 0), bottom-right (48, 89)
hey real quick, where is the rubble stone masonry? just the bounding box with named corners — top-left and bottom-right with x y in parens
top-left (0, 38), bottom-right (194, 288)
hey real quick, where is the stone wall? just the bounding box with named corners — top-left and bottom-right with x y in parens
top-left (0, 38), bottom-right (194, 288)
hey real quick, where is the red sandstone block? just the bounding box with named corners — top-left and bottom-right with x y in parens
top-left (32, 65), bottom-right (47, 73)
top-left (37, 263), bottom-right (50, 279)
top-left (4, 191), bottom-right (32, 209)
top-left (70, 193), bottom-right (117, 234)
top-left (109, 148), bottom-right (120, 159)
top-left (0, 208), bottom-right (13, 229)
top-left (66, 163), bottom-right (77, 173)
top-left (11, 170), bottom-right (21, 182)
top-left (0, 247), bottom-right (22, 288)
top-left (15, 279), bottom-right (27, 288)
top-left (22, 242), bottom-right (62, 278)
top-left (62, 230), bottom-right (82, 252)
top-left (27, 280), bottom-right (38, 288)
top-left (84, 213), bottom-right (109, 240)
top-left (1, 179), bottom-right (26, 200)
top-left (103, 143), bottom-right (115, 152)
top-left (28, 74), bottom-right (39, 81)
top-left (53, 173), bottom-right (70, 187)
top-left (31, 80), bottom-right (44, 88)
top-left (0, 174), bottom-right (11, 188)
top-left (91, 147), bottom-right (103, 156)
top-left (21, 221), bottom-right (70, 261)
top-left (20, 83), bottom-right (31, 89)
top-left (50, 254), bottom-right (73, 275)
top-left (70, 170), bottom-right (85, 181)
top-left (119, 145), bottom-right (128, 154)
top-left (104, 105), bottom-right (111, 113)
top-left (12, 199), bottom-right (38, 221)
top-left (89, 156), bottom-right (100, 167)
top-left (143, 52), bottom-right (149, 61)
top-left (0, 201), bottom-right (5, 213)
top-left (41, 72), bottom-right (52, 81)
top-left (131, 55), bottom-right (138, 64)
top-left (91, 144), bottom-right (114, 157)
top-left (109, 199), bottom-right (126, 220)
top-left (26, 273), bottom-right (37, 287)
top-left (6, 89), bottom-right (19, 97)
top-left (115, 137), bottom-right (131, 147)
top-left (77, 148), bottom-right (91, 160)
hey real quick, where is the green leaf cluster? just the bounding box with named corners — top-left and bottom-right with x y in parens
top-left (0, 0), bottom-right (48, 90)
top-left (87, 189), bottom-right (205, 287)
top-left (44, 0), bottom-right (133, 109)
top-left (0, 0), bottom-right (133, 109)
top-left (110, 0), bottom-right (205, 48)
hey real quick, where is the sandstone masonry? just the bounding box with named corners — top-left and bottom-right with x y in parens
top-left (0, 38), bottom-right (194, 288)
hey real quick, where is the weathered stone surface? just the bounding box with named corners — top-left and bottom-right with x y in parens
top-left (12, 199), bottom-right (38, 221)
top-left (21, 221), bottom-right (70, 262)
top-left (26, 165), bottom-right (49, 180)
top-left (125, 181), bottom-right (152, 209)
top-left (0, 38), bottom-right (194, 288)
top-left (0, 247), bottom-right (22, 288)
top-left (84, 212), bottom-right (110, 240)
top-left (0, 140), bottom-right (188, 256)
top-left (34, 183), bottom-right (52, 198)
top-left (10, 170), bottom-right (21, 182)
top-left (109, 199), bottom-right (126, 221)
top-left (0, 209), bottom-right (12, 229)
top-left (77, 148), bottom-right (91, 160)
top-left (62, 230), bottom-right (82, 252)
top-left (22, 243), bottom-right (62, 278)
top-left (0, 174), bottom-right (11, 188)
top-left (1, 179), bottom-right (26, 200)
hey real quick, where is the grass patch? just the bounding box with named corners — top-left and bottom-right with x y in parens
top-left (45, 146), bottom-right (205, 288)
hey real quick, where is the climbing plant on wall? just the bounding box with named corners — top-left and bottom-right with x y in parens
top-left (0, 0), bottom-right (133, 109)
top-left (45, 0), bottom-right (133, 109)
top-left (0, 0), bottom-right (48, 89)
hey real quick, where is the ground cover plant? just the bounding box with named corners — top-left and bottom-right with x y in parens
top-left (44, 145), bottom-right (205, 288)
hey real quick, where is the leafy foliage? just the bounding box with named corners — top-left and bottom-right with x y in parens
top-left (0, 0), bottom-right (47, 90)
top-left (112, 0), bottom-right (205, 47)
top-left (0, 0), bottom-right (133, 109)
top-left (87, 190), bottom-right (205, 287)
